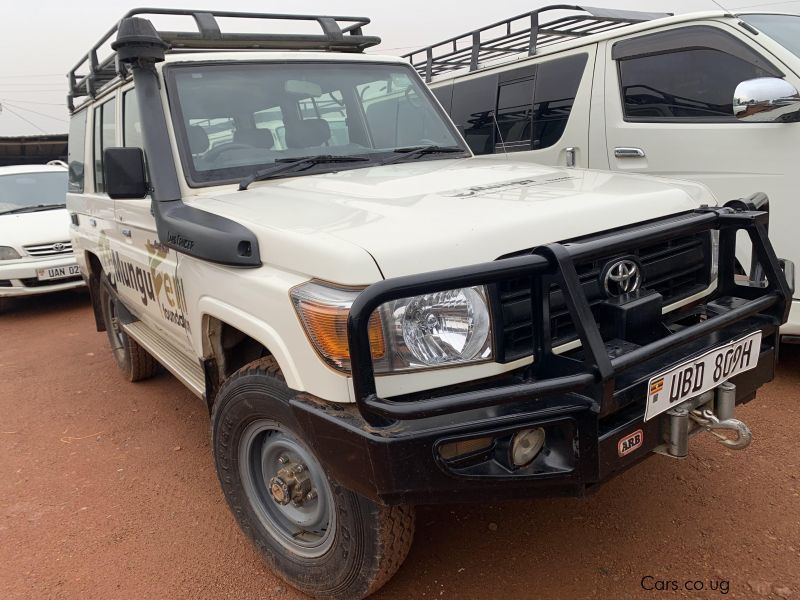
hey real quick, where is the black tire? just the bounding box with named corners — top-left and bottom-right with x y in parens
top-left (0, 297), bottom-right (9, 314)
top-left (98, 273), bottom-right (160, 382)
top-left (211, 357), bottom-right (415, 599)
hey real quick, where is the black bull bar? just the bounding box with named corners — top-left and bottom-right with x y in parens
top-left (347, 207), bottom-right (793, 426)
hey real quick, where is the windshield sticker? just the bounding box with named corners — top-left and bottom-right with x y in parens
top-left (444, 175), bottom-right (579, 198)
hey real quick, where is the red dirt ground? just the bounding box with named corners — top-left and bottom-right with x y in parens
top-left (1, 291), bottom-right (798, 599)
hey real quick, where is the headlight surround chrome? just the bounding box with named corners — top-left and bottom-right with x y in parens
top-left (0, 246), bottom-right (21, 260)
top-left (290, 281), bottom-right (493, 374)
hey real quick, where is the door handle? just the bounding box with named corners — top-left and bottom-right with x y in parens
top-left (88, 218), bottom-right (97, 227)
top-left (614, 147), bottom-right (646, 158)
top-left (121, 228), bottom-right (132, 238)
top-left (565, 147), bottom-right (577, 168)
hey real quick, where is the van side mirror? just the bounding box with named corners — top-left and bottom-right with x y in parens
top-left (104, 147), bottom-right (148, 199)
top-left (733, 77), bottom-right (800, 123)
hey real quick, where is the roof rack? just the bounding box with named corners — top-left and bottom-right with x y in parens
top-left (403, 4), bottom-right (671, 82)
top-left (67, 8), bottom-right (381, 111)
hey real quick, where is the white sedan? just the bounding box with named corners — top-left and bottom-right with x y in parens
top-left (0, 163), bottom-right (84, 309)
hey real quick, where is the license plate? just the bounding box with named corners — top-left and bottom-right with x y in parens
top-left (36, 264), bottom-right (81, 281)
top-left (644, 331), bottom-right (762, 421)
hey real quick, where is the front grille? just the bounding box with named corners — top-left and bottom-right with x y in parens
top-left (495, 230), bottom-right (711, 361)
top-left (20, 275), bottom-right (82, 288)
top-left (23, 241), bottom-right (73, 257)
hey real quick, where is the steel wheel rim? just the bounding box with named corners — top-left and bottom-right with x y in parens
top-left (104, 292), bottom-right (126, 360)
top-left (238, 419), bottom-right (335, 558)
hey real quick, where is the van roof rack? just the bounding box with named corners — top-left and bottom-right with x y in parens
top-left (67, 8), bottom-right (381, 111)
top-left (403, 4), bottom-right (671, 82)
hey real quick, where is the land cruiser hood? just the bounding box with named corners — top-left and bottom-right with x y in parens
top-left (193, 157), bottom-right (715, 280)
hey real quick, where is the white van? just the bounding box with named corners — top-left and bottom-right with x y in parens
top-left (407, 6), bottom-right (800, 340)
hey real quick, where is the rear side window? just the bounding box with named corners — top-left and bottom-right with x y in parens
top-left (67, 110), bottom-right (87, 193)
top-left (446, 53), bottom-right (587, 155)
top-left (616, 27), bottom-right (779, 121)
top-left (532, 54), bottom-right (587, 149)
top-left (93, 97), bottom-right (117, 193)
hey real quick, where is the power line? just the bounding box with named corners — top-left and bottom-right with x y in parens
top-left (0, 73), bottom-right (63, 79)
top-left (0, 98), bottom-right (64, 107)
top-left (1, 104), bottom-right (49, 134)
top-left (0, 100), bottom-right (66, 123)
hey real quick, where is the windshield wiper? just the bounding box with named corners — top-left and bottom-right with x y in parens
top-left (0, 203), bottom-right (66, 215)
top-left (238, 155), bottom-right (370, 190)
top-left (378, 145), bottom-right (467, 166)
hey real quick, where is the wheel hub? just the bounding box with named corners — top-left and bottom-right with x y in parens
top-left (268, 456), bottom-right (316, 507)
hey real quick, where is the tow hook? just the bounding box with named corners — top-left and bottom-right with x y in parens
top-left (657, 381), bottom-right (753, 459)
top-left (689, 409), bottom-right (752, 450)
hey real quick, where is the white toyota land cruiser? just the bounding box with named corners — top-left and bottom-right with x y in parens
top-left (67, 10), bottom-right (794, 599)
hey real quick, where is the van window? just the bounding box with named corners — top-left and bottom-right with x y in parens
top-left (532, 54), bottom-right (587, 149)
top-left (618, 48), bottom-right (774, 120)
top-left (67, 110), bottom-right (87, 193)
top-left (444, 53), bottom-right (587, 155)
top-left (496, 78), bottom-right (534, 152)
top-left (123, 90), bottom-right (143, 148)
top-left (450, 74), bottom-right (499, 154)
top-left (93, 97), bottom-right (117, 193)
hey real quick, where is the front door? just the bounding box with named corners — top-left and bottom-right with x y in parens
top-left (602, 23), bottom-right (800, 328)
top-left (101, 87), bottom-right (192, 350)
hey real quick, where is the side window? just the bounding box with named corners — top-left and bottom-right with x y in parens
top-left (616, 27), bottom-right (779, 120)
top-left (93, 97), bottom-right (117, 193)
top-left (67, 109), bottom-right (87, 193)
top-left (496, 78), bottom-right (535, 152)
top-left (450, 74), bottom-right (499, 155)
top-left (123, 90), bottom-right (143, 148)
top-left (531, 53), bottom-right (587, 150)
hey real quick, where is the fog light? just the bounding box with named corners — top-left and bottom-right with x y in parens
top-left (511, 428), bottom-right (546, 468)
top-left (438, 436), bottom-right (494, 461)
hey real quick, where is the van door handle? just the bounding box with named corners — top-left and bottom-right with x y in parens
top-left (614, 147), bottom-right (646, 158)
top-left (121, 228), bottom-right (132, 238)
top-left (565, 147), bottom-right (577, 168)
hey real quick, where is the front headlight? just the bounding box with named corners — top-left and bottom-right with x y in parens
top-left (378, 286), bottom-right (492, 371)
top-left (291, 281), bottom-right (493, 374)
top-left (0, 246), bottom-right (21, 260)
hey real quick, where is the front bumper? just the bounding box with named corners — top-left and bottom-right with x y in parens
top-left (290, 206), bottom-right (793, 505)
top-left (292, 317), bottom-right (778, 505)
top-left (0, 254), bottom-right (84, 297)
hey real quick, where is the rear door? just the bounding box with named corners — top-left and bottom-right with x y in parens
top-left (433, 46), bottom-right (596, 167)
top-left (602, 22), bottom-right (800, 277)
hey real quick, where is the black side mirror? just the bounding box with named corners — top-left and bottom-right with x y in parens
top-left (104, 147), bottom-right (148, 199)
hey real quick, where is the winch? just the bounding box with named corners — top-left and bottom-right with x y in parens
top-left (655, 381), bottom-right (752, 459)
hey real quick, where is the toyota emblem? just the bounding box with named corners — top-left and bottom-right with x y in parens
top-left (53, 242), bottom-right (66, 252)
top-left (602, 258), bottom-right (642, 297)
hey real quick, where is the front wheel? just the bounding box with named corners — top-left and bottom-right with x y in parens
top-left (211, 357), bottom-right (415, 599)
top-left (98, 273), bottom-right (159, 382)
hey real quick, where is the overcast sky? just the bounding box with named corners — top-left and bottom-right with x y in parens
top-left (0, 0), bottom-right (798, 136)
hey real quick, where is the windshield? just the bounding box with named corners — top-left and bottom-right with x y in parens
top-left (741, 14), bottom-right (800, 59)
top-left (167, 62), bottom-right (466, 185)
top-left (0, 171), bottom-right (67, 213)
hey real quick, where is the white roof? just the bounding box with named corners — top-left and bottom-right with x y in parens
top-left (0, 164), bottom-right (67, 176)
